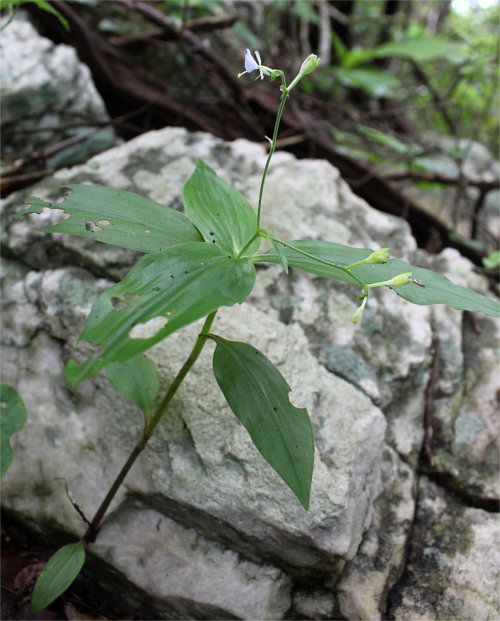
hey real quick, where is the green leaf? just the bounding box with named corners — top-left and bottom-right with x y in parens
top-left (374, 37), bottom-right (466, 63)
top-left (253, 240), bottom-right (500, 318)
top-left (14, 184), bottom-right (202, 253)
top-left (105, 354), bottom-right (160, 415)
top-left (412, 156), bottom-right (459, 177)
top-left (293, 0), bottom-right (320, 25)
top-left (182, 159), bottom-right (259, 256)
top-left (342, 48), bottom-right (380, 69)
top-left (0, 0), bottom-right (69, 31)
top-left (212, 337), bottom-right (314, 510)
top-left (483, 250), bottom-right (500, 270)
top-left (332, 67), bottom-right (400, 98)
top-left (0, 384), bottom-right (28, 477)
top-left (356, 125), bottom-right (421, 156)
top-left (271, 238), bottom-right (289, 273)
top-left (66, 242), bottom-right (255, 386)
top-left (32, 0), bottom-right (70, 30)
top-left (30, 543), bottom-right (86, 613)
top-left (254, 240), bottom-right (368, 284)
top-left (330, 30), bottom-right (347, 63)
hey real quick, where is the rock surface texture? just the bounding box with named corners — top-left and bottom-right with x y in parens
top-left (0, 13), bottom-right (115, 168)
top-left (2, 126), bottom-right (499, 620)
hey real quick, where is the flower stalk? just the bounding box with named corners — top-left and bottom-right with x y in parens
top-left (237, 50), bottom-right (321, 231)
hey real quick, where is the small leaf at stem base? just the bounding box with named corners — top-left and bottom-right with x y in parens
top-left (30, 542), bottom-right (86, 613)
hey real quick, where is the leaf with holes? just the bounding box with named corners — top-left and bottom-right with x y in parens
top-left (30, 543), bottom-right (86, 613)
top-left (105, 354), bottom-right (160, 415)
top-left (66, 242), bottom-right (256, 386)
top-left (14, 184), bottom-right (202, 253)
top-left (1, 384), bottom-right (28, 477)
top-left (182, 159), bottom-right (259, 256)
top-left (253, 240), bottom-right (500, 318)
top-left (212, 337), bottom-right (314, 510)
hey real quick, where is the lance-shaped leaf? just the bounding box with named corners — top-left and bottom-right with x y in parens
top-left (254, 240), bottom-right (369, 284)
top-left (14, 184), bottom-right (202, 253)
top-left (105, 354), bottom-right (160, 415)
top-left (182, 159), bottom-right (260, 256)
top-left (1, 384), bottom-right (28, 477)
top-left (212, 337), bottom-right (314, 510)
top-left (31, 543), bottom-right (86, 613)
top-left (66, 242), bottom-right (255, 386)
top-left (254, 240), bottom-right (500, 318)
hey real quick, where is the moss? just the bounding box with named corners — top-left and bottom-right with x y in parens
top-left (32, 479), bottom-right (53, 499)
top-left (44, 426), bottom-right (59, 446)
top-left (432, 511), bottom-right (474, 556)
top-left (59, 275), bottom-right (100, 308)
top-left (326, 345), bottom-right (376, 390)
top-left (452, 411), bottom-right (484, 445)
top-left (80, 441), bottom-right (97, 453)
top-left (436, 594), bottom-right (465, 618)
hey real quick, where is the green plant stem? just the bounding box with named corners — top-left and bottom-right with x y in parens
top-left (256, 87), bottom-right (289, 229)
top-left (253, 238), bottom-right (369, 292)
top-left (236, 229), bottom-right (264, 259)
top-left (82, 311), bottom-right (217, 544)
top-left (345, 259), bottom-right (368, 270)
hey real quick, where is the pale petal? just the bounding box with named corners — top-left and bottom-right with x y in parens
top-left (244, 49), bottom-right (259, 73)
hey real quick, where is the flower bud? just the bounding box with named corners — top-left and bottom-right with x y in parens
top-left (385, 272), bottom-right (412, 287)
top-left (298, 54), bottom-right (321, 77)
top-left (365, 248), bottom-right (390, 265)
top-left (351, 295), bottom-right (367, 324)
top-left (288, 54), bottom-right (321, 91)
top-left (367, 272), bottom-right (412, 289)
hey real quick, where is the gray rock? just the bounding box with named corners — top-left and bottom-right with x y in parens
top-left (0, 13), bottom-right (115, 167)
top-left (1, 126), bottom-right (499, 618)
top-left (1, 262), bottom-right (387, 571)
top-left (414, 250), bottom-right (500, 501)
top-left (94, 501), bottom-right (292, 620)
top-left (388, 476), bottom-right (500, 621)
top-left (138, 304), bottom-right (387, 569)
top-left (431, 308), bottom-right (500, 501)
top-left (337, 446), bottom-right (416, 620)
top-left (292, 587), bottom-right (336, 619)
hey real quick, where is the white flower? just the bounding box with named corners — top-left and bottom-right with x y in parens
top-left (245, 49), bottom-right (259, 73)
top-left (238, 49), bottom-right (270, 80)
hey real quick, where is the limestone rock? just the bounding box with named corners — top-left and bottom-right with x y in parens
top-left (136, 304), bottom-right (387, 569)
top-left (388, 476), bottom-right (500, 620)
top-left (427, 305), bottom-right (500, 502)
top-left (94, 501), bottom-right (292, 620)
top-left (1, 262), bottom-right (387, 571)
top-left (1, 126), bottom-right (498, 618)
top-left (292, 587), bottom-right (336, 619)
top-left (0, 13), bottom-right (115, 167)
top-left (413, 250), bottom-right (500, 501)
top-left (337, 446), bottom-right (416, 620)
